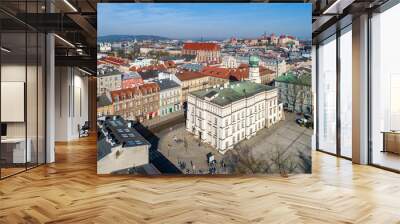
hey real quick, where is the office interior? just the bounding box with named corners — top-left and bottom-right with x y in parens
top-left (0, 0), bottom-right (398, 180)
top-left (0, 0), bottom-right (96, 179)
top-left (313, 0), bottom-right (400, 172)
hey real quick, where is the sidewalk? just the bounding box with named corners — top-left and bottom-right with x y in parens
top-left (144, 111), bottom-right (185, 129)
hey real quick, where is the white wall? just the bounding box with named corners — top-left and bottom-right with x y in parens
top-left (54, 67), bottom-right (89, 141)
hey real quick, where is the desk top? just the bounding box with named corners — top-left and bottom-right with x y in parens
top-left (1, 138), bottom-right (30, 143)
top-left (381, 131), bottom-right (400, 134)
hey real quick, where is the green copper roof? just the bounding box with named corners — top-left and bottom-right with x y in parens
top-left (249, 55), bottom-right (260, 67)
top-left (275, 72), bottom-right (311, 86)
top-left (191, 81), bottom-right (275, 107)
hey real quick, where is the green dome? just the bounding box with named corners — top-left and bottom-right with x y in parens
top-left (249, 56), bottom-right (260, 67)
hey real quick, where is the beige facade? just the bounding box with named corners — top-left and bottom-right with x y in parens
top-left (111, 83), bottom-right (160, 123)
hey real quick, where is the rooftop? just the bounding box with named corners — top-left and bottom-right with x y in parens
top-left (154, 79), bottom-right (180, 91)
top-left (183, 42), bottom-right (220, 51)
top-left (191, 81), bottom-right (275, 107)
top-left (122, 71), bottom-right (141, 80)
top-left (275, 72), bottom-right (311, 86)
top-left (138, 70), bottom-right (159, 80)
top-left (180, 63), bottom-right (203, 72)
top-left (201, 66), bottom-right (232, 79)
top-left (176, 71), bottom-right (206, 81)
top-left (97, 116), bottom-right (150, 161)
top-left (97, 64), bottom-right (121, 77)
top-left (110, 82), bottom-right (160, 102)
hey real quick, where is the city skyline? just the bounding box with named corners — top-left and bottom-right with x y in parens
top-left (98, 3), bottom-right (312, 40)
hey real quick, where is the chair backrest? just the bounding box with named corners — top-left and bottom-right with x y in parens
top-left (82, 121), bottom-right (90, 129)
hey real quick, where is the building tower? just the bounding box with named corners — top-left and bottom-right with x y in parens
top-left (248, 55), bottom-right (261, 84)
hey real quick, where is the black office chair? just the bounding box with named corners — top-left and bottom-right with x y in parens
top-left (79, 121), bottom-right (90, 138)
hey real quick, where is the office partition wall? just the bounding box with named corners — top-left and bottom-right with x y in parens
top-left (0, 1), bottom-right (46, 179)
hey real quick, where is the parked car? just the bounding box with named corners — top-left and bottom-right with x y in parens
top-left (296, 117), bottom-right (313, 129)
top-left (296, 118), bottom-right (307, 126)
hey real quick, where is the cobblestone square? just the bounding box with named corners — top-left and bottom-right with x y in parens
top-left (157, 112), bottom-right (313, 174)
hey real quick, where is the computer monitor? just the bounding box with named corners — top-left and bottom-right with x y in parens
top-left (1, 123), bottom-right (7, 137)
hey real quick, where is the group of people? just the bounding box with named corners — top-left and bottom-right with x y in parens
top-left (175, 158), bottom-right (228, 175)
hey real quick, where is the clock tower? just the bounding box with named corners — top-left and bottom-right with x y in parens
top-left (248, 56), bottom-right (261, 84)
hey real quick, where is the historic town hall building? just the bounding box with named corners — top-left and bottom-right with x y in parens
top-left (186, 57), bottom-right (283, 154)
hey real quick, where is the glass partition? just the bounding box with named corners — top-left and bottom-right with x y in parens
top-left (339, 26), bottom-right (352, 158)
top-left (0, 1), bottom-right (46, 179)
top-left (317, 35), bottom-right (337, 154)
top-left (0, 31), bottom-right (28, 177)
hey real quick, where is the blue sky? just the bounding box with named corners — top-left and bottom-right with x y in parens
top-left (98, 3), bottom-right (311, 40)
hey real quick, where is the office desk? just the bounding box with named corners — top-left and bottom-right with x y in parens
top-left (1, 138), bottom-right (31, 163)
top-left (382, 131), bottom-right (400, 154)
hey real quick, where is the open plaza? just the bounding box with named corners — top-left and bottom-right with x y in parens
top-left (157, 112), bottom-right (312, 174)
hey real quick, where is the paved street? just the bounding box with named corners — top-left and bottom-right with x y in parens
top-left (156, 112), bottom-right (313, 175)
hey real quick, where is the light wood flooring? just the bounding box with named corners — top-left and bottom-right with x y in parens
top-left (0, 136), bottom-right (400, 223)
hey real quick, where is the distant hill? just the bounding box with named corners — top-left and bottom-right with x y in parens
top-left (98, 35), bottom-right (170, 42)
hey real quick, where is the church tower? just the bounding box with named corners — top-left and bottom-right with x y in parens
top-left (248, 56), bottom-right (261, 84)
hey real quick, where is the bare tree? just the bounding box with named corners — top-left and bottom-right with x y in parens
top-left (225, 144), bottom-right (272, 174)
top-left (224, 144), bottom-right (300, 176)
top-left (298, 150), bottom-right (312, 173)
top-left (269, 148), bottom-right (298, 177)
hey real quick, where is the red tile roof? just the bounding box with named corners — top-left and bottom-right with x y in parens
top-left (176, 71), bottom-right (206, 81)
top-left (229, 64), bottom-right (274, 81)
top-left (103, 56), bottom-right (128, 66)
top-left (201, 66), bottom-right (232, 79)
top-left (183, 43), bottom-right (220, 51)
top-left (139, 82), bottom-right (159, 95)
top-left (229, 67), bottom-right (248, 81)
top-left (260, 66), bottom-right (275, 75)
top-left (110, 87), bottom-right (140, 102)
top-left (130, 64), bottom-right (167, 72)
top-left (110, 83), bottom-right (160, 102)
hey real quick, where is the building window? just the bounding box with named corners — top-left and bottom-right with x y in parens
top-left (370, 6), bottom-right (400, 171)
top-left (317, 34), bottom-right (337, 155)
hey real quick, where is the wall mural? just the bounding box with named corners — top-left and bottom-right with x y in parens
top-left (96, 3), bottom-right (313, 175)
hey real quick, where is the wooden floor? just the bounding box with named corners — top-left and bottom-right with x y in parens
top-left (1, 136), bottom-right (400, 224)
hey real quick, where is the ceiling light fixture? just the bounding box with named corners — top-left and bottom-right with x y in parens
top-left (322, 0), bottom-right (355, 15)
top-left (63, 0), bottom-right (78, 12)
top-left (78, 67), bottom-right (93, 76)
top-left (54, 34), bottom-right (75, 48)
top-left (1, 47), bottom-right (11, 53)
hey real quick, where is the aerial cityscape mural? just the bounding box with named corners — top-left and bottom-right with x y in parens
top-left (97, 3), bottom-right (313, 175)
